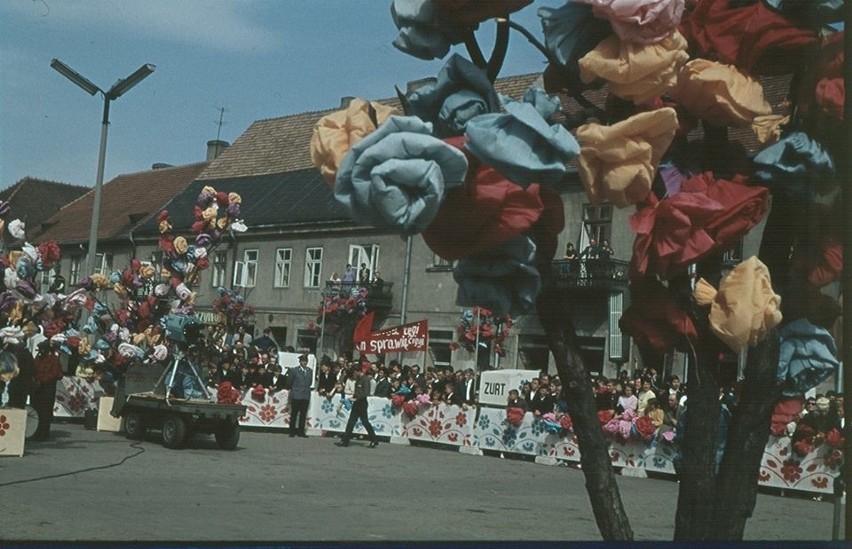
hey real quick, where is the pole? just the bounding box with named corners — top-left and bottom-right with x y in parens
top-left (319, 296), bottom-right (327, 358)
top-left (84, 97), bottom-right (111, 277)
top-left (839, 3), bottom-right (852, 538)
top-left (398, 236), bottom-right (413, 365)
top-left (474, 307), bottom-right (481, 372)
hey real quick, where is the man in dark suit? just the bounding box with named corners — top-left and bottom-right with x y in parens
top-left (444, 382), bottom-right (463, 407)
top-left (335, 367), bottom-right (379, 448)
top-left (530, 385), bottom-right (555, 417)
top-left (373, 367), bottom-right (392, 398)
top-left (506, 389), bottom-right (529, 412)
top-left (459, 368), bottom-right (477, 406)
top-left (267, 365), bottom-right (288, 395)
top-left (287, 355), bottom-right (313, 438)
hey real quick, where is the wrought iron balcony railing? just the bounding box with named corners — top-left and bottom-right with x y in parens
top-left (323, 280), bottom-right (394, 309)
top-left (551, 258), bottom-right (630, 289)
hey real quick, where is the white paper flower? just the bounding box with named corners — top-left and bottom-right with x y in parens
top-left (193, 247), bottom-right (208, 259)
top-left (154, 283), bottom-right (170, 297)
top-left (4, 267), bottom-right (18, 289)
top-left (8, 219), bottom-right (26, 240)
top-left (21, 242), bottom-right (38, 261)
top-left (175, 283), bottom-right (191, 301)
top-left (152, 344), bottom-right (168, 362)
top-left (230, 220), bottom-right (247, 233)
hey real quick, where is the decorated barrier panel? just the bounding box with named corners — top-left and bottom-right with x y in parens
top-left (45, 380), bottom-right (842, 493)
top-left (0, 408), bottom-right (26, 457)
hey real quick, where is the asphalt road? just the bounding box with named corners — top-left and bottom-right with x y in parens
top-left (0, 420), bottom-right (841, 543)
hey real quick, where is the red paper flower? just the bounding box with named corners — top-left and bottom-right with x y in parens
top-left (157, 210), bottom-right (169, 222)
top-left (37, 240), bottom-right (61, 268)
top-left (620, 277), bottom-right (698, 354)
top-left (559, 414), bottom-right (573, 433)
top-left (403, 401), bottom-right (419, 418)
top-left (634, 415), bottom-right (656, 441)
top-left (506, 406), bottom-right (525, 427)
top-left (597, 409), bottom-right (615, 426)
top-left (792, 438), bottom-right (814, 457)
top-left (826, 428), bottom-right (844, 449)
top-left (391, 394), bottom-right (405, 408)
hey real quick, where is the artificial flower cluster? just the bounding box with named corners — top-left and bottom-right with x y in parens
top-left (212, 287), bottom-right (255, 330)
top-left (450, 307), bottom-right (512, 357)
top-left (792, 423), bottom-right (844, 468)
top-left (317, 286), bottom-right (368, 333)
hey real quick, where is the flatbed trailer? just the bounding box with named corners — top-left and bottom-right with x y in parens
top-left (111, 361), bottom-right (246, 450)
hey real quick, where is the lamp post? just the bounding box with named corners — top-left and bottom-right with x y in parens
top-left (50, 59), bottom-right (155, 277)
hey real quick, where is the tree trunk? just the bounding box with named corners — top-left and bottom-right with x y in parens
top-left (536, 280), bottom-right (634, 541)
top-left (710, 332), bottom-right (781, 540)
top-left (673, 323), bottom-right (722, 540)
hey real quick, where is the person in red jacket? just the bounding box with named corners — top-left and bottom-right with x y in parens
top-left (31, 339), bottom-right (64, 441)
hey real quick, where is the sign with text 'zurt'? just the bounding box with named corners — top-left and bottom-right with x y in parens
top-left (477, 369), bottom-right (533, 408)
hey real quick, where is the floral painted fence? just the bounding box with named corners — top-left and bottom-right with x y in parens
top-left (48, 381), bottom-right (840, 494)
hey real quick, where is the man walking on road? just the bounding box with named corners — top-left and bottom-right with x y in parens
top-left (335, 367), bottom-right (378, 448)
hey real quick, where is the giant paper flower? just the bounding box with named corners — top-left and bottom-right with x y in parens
top-left (465, 90), bottom-right (579, 187)
top-left (575, 0), bottom-right (684, 45)
top-left (630, 173), bottom-right (769, 279)
top-left (777, 318), bottom-right (839, 395)
top-left (679, 0), bottom-right (818, 75)
top-left (576, 107), bottom-right (678, 207)
top-left (578, 31), bottom-right (689, 104)
top-left (335, 115), bottom-right (468, 233)
top-left (694, 256), bottom-right (782, 353)
top-left (390, 0), bottom-right (465, 60)
top-left (453, 235), bottom-right (540, 316)
top-left (752, 131), bottom-right (836, 199)
top-left (433, 0), bottom-right (532, 24)
top-left (402, 54), bottom-right (500, 138)
top-left (669, 59), bottom-right (772, 127)
top-left (619, 277), bottom-right (697, 354)
top-left (538, 2), bottom-right (612, 93)
top-left (310, 98), bottom-right (398, 185)
top-left (422, 148), bottom-right (547, 260)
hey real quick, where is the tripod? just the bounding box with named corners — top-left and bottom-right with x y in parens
top-left (153, 346), bottom-right (210, 404)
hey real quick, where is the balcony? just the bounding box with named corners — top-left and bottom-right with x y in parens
top-left (323, 280), bottom-right (394, 310)
top-left (551, 258), bottom-right (630, 290)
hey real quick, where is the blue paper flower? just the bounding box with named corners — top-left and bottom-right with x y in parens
top-left (403, 53), bottom-right (500, 137)
top-left (391, 0), bottom-right (464, 60)
top-left (538, 2), bottom-right (611, 91)
top-left (752, 131), bottom-right (836, 199)
top-left (777, 318), bottom-right (839, 395)
top-left (335, 115), bottom-right (468, 233)
top-left (465, 90), bottom-right (579, 187)
top-left (454, 235), bottom-right (541, 316)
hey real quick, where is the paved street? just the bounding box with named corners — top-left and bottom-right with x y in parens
top-left (0, 419), bottom-right (841, 543)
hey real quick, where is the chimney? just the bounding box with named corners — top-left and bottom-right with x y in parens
top-left (340, 96), bottom-right (355, 109)
top-left (406, 77), bottom-right (437, 94)
top-left (207, 140), bottom-right (229, 161)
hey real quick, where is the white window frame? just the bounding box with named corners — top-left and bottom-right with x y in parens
top-left (234, 249), bottom-right (258, 288)
top-left (428, 329), bottom-right (453, 367)
top-left (211, 251), bottom-right (227, 288)
top-left (579, 203), bottom-right (613, 254)
top-left (304, 247), bottom-right (323, 288)
top-left (93, 252), bottom-right (113, 276)
top-left (348, 244), bottom-right (380, 281)
top-left (274, 247), bottom-right (293, 288)
top-left (608, 291), bottom-right (628, 362)
top-left (69, 256), bottom-right (82, 285)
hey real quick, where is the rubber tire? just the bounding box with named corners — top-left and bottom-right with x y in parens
top-left (25, 406), bottom-right (39, 438)
top-left (215, 421), bottom-right (240, 450)
top-left (123, 411), bottom-right (145, 440)
top-left (161, 414), bottom-right (187, 449)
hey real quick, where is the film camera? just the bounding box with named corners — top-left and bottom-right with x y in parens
top-left (161, 314), bottom-right (203, 347)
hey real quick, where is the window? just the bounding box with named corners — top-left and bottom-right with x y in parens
top-left (721, 240), bottom-right (744, 266)
top-left (608, 292), bottom-right (629, 362)
top-left (579, 203), bottom-right (613, 253)
top-left (428, 254), bottom-right (454, 272)
top-left (348, 244), bottom-right (380, 282)
top-left (69, 256), bottom-right (82, 285)
top-left (428, 330), bottom-right (453, 367)
top-left (94, 253), bottom-right (113, 276)
top-left (274, 248), bottom-right (292, 288)
top-left (211, 251), bottom-right (227, 288)
top-left (233, 249), bottom-right (258, 288)
top-left (297, 328), bottom-right (318, 356)
top-left (304, 247), bottom-right (323, 288)
top-left (39, 268), bottom-right (52, 289)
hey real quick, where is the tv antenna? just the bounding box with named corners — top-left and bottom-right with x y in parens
top-left (214, 107), bottom-right (228, 142)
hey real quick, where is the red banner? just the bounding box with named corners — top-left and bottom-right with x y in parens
top-left (354, 320), bottom-right (428, 354)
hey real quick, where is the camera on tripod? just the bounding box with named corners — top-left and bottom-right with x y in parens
top-left (161, 314), bottom-right (203, 348)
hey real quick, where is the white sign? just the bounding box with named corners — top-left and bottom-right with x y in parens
top-left (477, 369), bottom-right (534, 408)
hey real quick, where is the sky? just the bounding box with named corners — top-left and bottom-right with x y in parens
top-left (0, 0), bottom-right (553, 190)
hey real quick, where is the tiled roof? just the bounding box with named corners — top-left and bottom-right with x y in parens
top-left (199, 73), bottom-right (542, 181)
top-left (200, 70), bottom-right (788, 183)
top-left (134, 169), bottom-right (353, 237)
top-left (1, 178), bottom-right (89, 240)
top-left (33, 162), bottom-right (209, 245)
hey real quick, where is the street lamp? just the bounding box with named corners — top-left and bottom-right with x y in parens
top-left (50, 58), bottom-right (155, 277)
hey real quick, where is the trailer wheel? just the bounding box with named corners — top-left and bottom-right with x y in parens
top-left (215, 421), bottom-right (240, 450)
top-left (123, 411), bottom-right (145, 440)
top-left (161, 414), bottom-right (187, 449)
